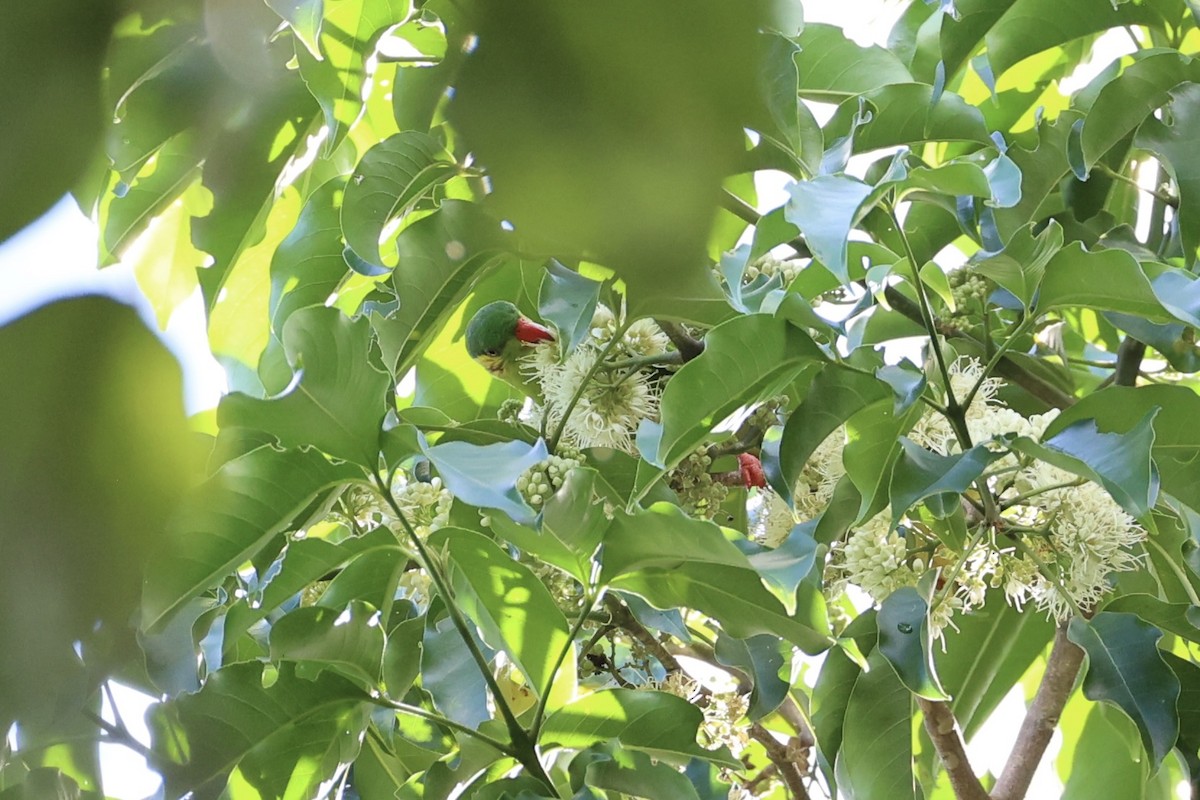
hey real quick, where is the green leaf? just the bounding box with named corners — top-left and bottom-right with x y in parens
top-left (296, 0), bottom-right (411, 154)
top-left (0, 769), bottom-right (82, 800)
top-left (370, 201), bottom-right (508, 373)
top-left (0, 2), bottom-right (120, 241)
top-left (1104, 595), bottom-right (1200, 644)
top-left (889, 441), bottom-right (1002, 526)
top-left (844, 399), bottom-right (922, 522)
top-left (793, 23), bottom-right (912, 98)
top-left (1059, 701), bottom-right (1153, 800)
top-left (447, 1), bottom-right (758, 323)
top-left (785, 175), bottom-right (875, 284)
top-left (876, 588), bottom-right (948, 701)
top-left (540, 688), bottom-right (738, 767)
top-left (714, 633), bottom-right (789, 720)
top-left (1013, 411), bottom-right (1159, 519)
top-left (269, 600), bottom-right (386, 688)
top-left (992, 110), bottom-right (1083, 241)
top-left (148, 661), bottom-right (370, 799)
top-left (611, 562), bottom-right (831, 654)
top-left (768, 365), bottom-right (889, 504)
top-left (938, 592), bottom-right (1054, 739)
top-left (383, 615), bottom-right (425, 701)
top-left (218, 307), bottom-right (390, 466)
top-left (422, 615), bottom-right (491, 728)
top-left (539, 260), bottom-right (602, 355)
top-left (1162, 652), bottom-right (1200, 775)
top-left (1068, 612), bottom-right (1181, 767)
top-left (753, 33), bottom-right (823, 177)
top-left (642, 313), bottom-right (824, 469)
top-left (222, 527), bottom-right (397, 650)
top-left (266, 0), bottom-right (324, 59)
top-left (823, 84), bottom-right (991, 155)
top-left (837, 649), bottom-right (916, 800)
top-left (489, 468), bottom-right (605, 584)
top-left (947, 0), bottom-right (1160, 78)
top-left (811, 644), bottom-right (863, 792)
top-left (974, 219), bottom-right (1063, 309)
top-left (578, 743), bottom-right (703, 800)
top-left (1135, 82), bottom-right (1200, 267)
top-left (1045, 386), bottom-right (1200, 513)
top-left (0, 298), bottom-right (192, 719)
top-left (599, 503), bottom-right (754, 583)
top-left (269, 177), bottom-right (352, 334)
top-left (142, 445), bottom-right (359, 633)
top-left (433, 528), bottom-right (572, 705)
top-left (341, 132), bottom-right (458, 270)
top-left (1081, 51), bottom-right (1200, 170)
top-left (742, 522), bottom-right (821, 613)
top-left (1036, 242), bottom-right (1173, 322)
top-left (420, 436), bottom-right (547, 524)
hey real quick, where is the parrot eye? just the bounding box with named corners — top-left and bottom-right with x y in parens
top-left (484, 349), bottom-right (498, 357)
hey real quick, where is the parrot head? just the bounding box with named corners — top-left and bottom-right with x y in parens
top-left (465, 301), bottom-right (555, 382)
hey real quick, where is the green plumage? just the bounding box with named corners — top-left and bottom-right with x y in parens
top-left (465, 301), bottom-right (545, 398)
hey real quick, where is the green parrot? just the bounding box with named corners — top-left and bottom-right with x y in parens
top-left (465, 300), bottom-right (555, 395)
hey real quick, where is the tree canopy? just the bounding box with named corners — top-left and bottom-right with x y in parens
top-left (3, 1), bottom-right (1200, 798)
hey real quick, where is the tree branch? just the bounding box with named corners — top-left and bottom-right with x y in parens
top-left (992, 625), bottom-right (1083, 800)
top-left (655, 319), bottom-right (705, 361)
top-left (916, 698), bottom-right (990, 800)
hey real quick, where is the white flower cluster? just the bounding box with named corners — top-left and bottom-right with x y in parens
top-left (517, 448), bottom-right (585, 509)
top-left (522, 305), bottom-right (669, 453)
top-left (391, 476), bottom-right (453, 538)
top-left (831, 357), bottom-right (1145, 627)
top-left (744, 254), bottom-right (804, 286)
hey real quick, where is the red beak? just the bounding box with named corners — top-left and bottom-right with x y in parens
top-left (515, 316), bottom-right (555, 344)
top-left (737, 453), bottom-right (767, 489)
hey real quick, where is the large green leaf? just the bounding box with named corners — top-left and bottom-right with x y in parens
top-left (0, 1), bottom-right (120, 241)
top-left (433, 528), bottom-right (572, 704)
top-left (641, 313), bottom-right (824, 469)
top-left (1080, 51), bottom-right (1200, 170)
top-left (822, 84), bottom-right (992, 155)
top-left (296, 0), bottom-right (411, 154)
top-left (1135, 82), bottom-right (1200, 266)
top-left (269, 600), bottom-right (387, 688)
top-left (1036, 243), bottom-right (1174, 322)
top-left (794, 23), bottom-right (912, 98)
top-left (599, 503), bottom-right (754, 583)
top-left (538, 260), bottom-right (602, 356)
top-left (1163, 652), bottom-right (1200, 776)
top-left (713, 633), bottom-right (789, 721)
top-left (489, 468), bottom-right (605, 584)
top-left (0, 298), bottom-right (192, 720)
top-left (269, 177), bottom-right (352, 335)
top-left (945, 0), bottom-right (1160, 78)
top-left (447, 1), bottom-right (758, 322)
top-left (422, 614), bottom-right (491, 728)
top-left (266, 0), bottom-right (324, 58)
top-left (843, 399), bottom-right (922, 522)
top-left (1045, 386), bottom-right (1200, 513)
top-left (420, 436), bottom-right (547, 524)
top-left (877, 588), bottom-right (948, 701)
top-left (221, 526), bottom-right (397, 650)
top-left (811, 644), bottom-right (863, 792)
top-left (611, 562), bottom-right (831, 654)
top-left (837, 649), bottom-right (916, 800)
top-left (992, 110), bottom-right (1083, 241)
top-left (1067, 612), bottom-right (1180, 767)
top-left (576, 743), bottom-right (704, 800)
top-left (218, 307), bottom-right (390, 466)
top-left (141, 445), bottom-right (359, 633)
top-left (540, 688), bottom-right (738, 767)
top-left (1059, 701), bottom-right (1153, 800)
top-left (752, 33), bottom-right (823, 177)
top-left (340, 132), bottom-right (458, 271)
top-left (370, 201), bottom-right (508, 373)
top-left (785, 175), bottom-right (875, 284)
top-left (767, 365), bottom-right (889, 504)
top-left (1104, 595), bottom-right (1200, 644)
top-left (888, 442), bottom-right (1002, 526)
top-left (148, 661), bottom-right (370, 800)
top-left (973, 219), bottom-right (1063, 310)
